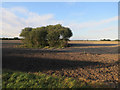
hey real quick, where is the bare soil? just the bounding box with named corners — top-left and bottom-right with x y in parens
top-left (2, 40), bottom-right (119, 88)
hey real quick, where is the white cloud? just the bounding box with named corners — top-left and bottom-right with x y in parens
top-left (67, 16), bottom-right (117, 31)
top-left (1, 7), bottom-right (117, 40)
top-left (100, 16), bottom-right (117, 24)
top-left (66, 16), bottom-right (117, 40)
top-left (2, 7), bottom-right (63, 37)
top-left (90, 26), bottom-right (118, 32)
top-left (10, 7), bottom-right (28, 14)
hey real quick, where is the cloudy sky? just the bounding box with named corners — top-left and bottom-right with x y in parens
top-left (1, 2), bottom-right (118, 40)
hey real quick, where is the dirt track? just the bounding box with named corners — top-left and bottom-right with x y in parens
top-left (2, 40), bottom-right (119, 88)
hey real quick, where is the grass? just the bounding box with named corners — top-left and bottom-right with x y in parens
top-left (2, 69), bottom-right (93, 88)
top-left (15, 44), bottom-right (65, 49)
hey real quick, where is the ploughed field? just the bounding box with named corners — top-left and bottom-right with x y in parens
top-left (2, 40), bottom-right (119, 88)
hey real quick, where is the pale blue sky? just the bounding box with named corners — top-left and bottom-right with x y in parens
top-left (2, 2), bottom-right (118, 40)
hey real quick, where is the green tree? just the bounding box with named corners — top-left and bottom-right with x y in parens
top-left (47, 30), bottom-right (60, 47)
top-left (20, 24), bottom-right (73, 48)
top-left (59, 28), bottom-right (72, 40)
top-left (59, 27), bottom-right (72, 47)
top-left (20, 27), bottom-right (32, 37)
top-left (33, 27), bottom-right (48, 47)
top-left (20, 27), bottom-right (33, 47)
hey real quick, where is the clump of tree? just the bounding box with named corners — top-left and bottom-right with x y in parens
top-left (20, 24), bottom-right (73, 48)
top-left (1, 37), bottom-right (20, 40)
top-left (100, 39), bottom-right (111, 41)
top-left (114, 39), bottom-right (120, 41)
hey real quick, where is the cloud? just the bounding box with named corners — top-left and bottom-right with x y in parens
top-left (2, 7), bottom-right (63, 37)
top-left (66, 16), bottom-right (117, 40)
top-left (100, 16), bottom-right (117, 24)
top-left (67, 16), bottom-right (117, 31)
top-left (1, 6), bottom-right (117, 40)
top-left (10, 7), bottom-right (28, 14)
top-left (90, 26), bottom-right (118, 33)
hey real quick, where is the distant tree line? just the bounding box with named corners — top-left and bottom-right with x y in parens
top-left (100, 39), bottom-right (120, 41)
top-left (0, 37), bottom-right (20, 40)
top-left (20, 24), bottom-right (73, 48)
top-left (114, 39), bottom-right (120, 41)
top-left (100, 39), bottom-right (111, 41)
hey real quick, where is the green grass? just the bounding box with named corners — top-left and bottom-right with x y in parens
top-left (2, 69), bottom-right (93, 88)
top-left (16, 44), bottom-right (65, 49)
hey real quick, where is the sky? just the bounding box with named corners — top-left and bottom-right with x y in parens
top-left (1, 2), bottom-right (118, 40)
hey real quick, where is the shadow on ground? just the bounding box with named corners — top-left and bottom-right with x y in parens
top-left (69, 43), bottom-right (117, 47)
top-left (2, 42), bottom-right (118, 72)
top-left (3, 52), bottom-right (106, 72)
top-left (2, 45), bottom-right (119, 55)
top-left (65, 46), bottom-right (118, 54)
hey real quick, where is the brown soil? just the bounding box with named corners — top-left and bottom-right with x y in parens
top-left (2, 40), bottom-right (119, 88)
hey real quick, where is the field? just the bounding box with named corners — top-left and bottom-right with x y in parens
top-left (2, 40), bottom-right (119, 88)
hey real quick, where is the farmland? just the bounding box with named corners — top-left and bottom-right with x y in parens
top-left (2, 40), bottom-right (119, 88)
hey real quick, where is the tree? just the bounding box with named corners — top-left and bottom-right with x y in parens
top-left (114, 39), bottom-right (120, 41)
top-left (20, 24), bottom-right (73, 48)
top-left (100, 39), bottom-right (111, 41)
top-left (47, 30), bottom-right (60, 47)
top-left (20, 27), bottom-right (32, 37)
top-left (20, 27), bottom-right (33, 46)
top-left (33, 28), bottom-right (48, 47)
top-left (14, 37), bottom-right (19, 40)
top-left (58, 27), bottom-right (72, 47)
top-left (59, 28), bottom-right (72, 40)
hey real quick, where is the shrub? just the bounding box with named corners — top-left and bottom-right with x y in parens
top-left (2, 70), bottom-right (92, 88)
top-left (20, 24), bottom-right (73, 48)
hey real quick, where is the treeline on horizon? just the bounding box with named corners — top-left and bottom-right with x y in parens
top-left (1, 37), bottom-right (120, 41)
top-left (0, 37), bottom-right (21, 40)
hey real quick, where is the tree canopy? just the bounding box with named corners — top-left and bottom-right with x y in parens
top-left (20, 24), bottom-right (73, 48)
